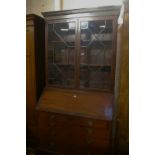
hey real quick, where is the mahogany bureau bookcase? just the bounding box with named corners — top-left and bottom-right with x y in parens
top-left (36, 6), bottom-right (121, 155)
top-left (26, 14), bottom-right (45, 147)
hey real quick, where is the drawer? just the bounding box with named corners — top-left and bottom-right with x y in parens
top-left (71, 116), bottom-right (112, 129)
top-left (69, 126), bottom-right (111, 140)
top-left (38, 126), bottom-right (70, 149)
top-left (48, 112), bottom-right (112, 129)
top-left (37, 111), bottom-right (112, 154)
top-left (38, 136), bottom-right (69, 154)
top-left (48, 113), bottom-right (70, 127)
top-left (68, 149), bottom-right (110, 155)
top-left (38, 131), bottom-right (111, 155)
top-left (38, 125), bottom-right (111, 147)
top-left (48, 128), bottom-right (110, 149)
top-left (69, 133), bottom-right (110, 148)
top-left (38, 111), bottom-right (112, 129)
top-left (85, 149), bottom-right (110, 155)
top-left (68, 137), bottom-right (110, 155)
top-left (88, 138), bottom-right (110, 149)
top-left (36, 149), bottom-right (65, 155)
top-left (48, 141), bottom-right (69, 154)
top-left (49, 126), bottom-right (70, 138)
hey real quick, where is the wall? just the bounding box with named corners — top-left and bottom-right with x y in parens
top-left (26, 0), bottom-right (123, 16)
top-left (26, 0), bottom-right (32, 14)
top-left (63, 0), bottom-right (122, 10)
top-left (26, 0), bottom-right (54, 16)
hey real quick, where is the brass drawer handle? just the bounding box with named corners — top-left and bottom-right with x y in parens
top-left (73, 94), bottom-right (77, 98)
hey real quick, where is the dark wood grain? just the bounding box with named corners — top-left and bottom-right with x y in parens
top-left (37, 111), bottom-right (112, 155)
top-left (36, 6), bottom-right (122, 155)
top-left (37, 87), bottom-right (113, 120)
top-left (26, 14), bottom-right (45, 148)
top-left (113, 1), bottom-right (129, 154)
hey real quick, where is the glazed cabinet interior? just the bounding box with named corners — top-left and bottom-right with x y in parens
top-left (37, 6), bottom-right (121, 155)
top-left (47, 17), bottom-right (116, 91)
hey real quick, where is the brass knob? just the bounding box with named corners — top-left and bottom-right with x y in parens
top-left (73, 94), bottom-right (77, 98)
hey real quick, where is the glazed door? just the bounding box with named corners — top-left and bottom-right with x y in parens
top-left (46, 17), bottom-right (117, 91)
top-left (47, 20), bottom-right (77, 88)
top-left (78, 17), bottom-right (117, 91)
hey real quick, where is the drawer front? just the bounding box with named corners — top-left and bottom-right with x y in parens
top-left (36, 149), bottom-right (65, 155)
top-left (67, 148), bottom-right (110, 155)
top-left (37, 111), bottom-right (112, 154)
top-left (71, 116), bottom-right (112, 129)
top-left (69, 126), bottom-right (111, 140)
top-left (48, 112), bottom-right (112, 129)
top-left (49, 113), bottom-right (70, 127)
top-left (38, 129), bottom-right (69, 153)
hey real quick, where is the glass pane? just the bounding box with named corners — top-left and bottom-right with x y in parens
top-left (47, 22), bottom-right (76, 88)
top-left (80, 19), bottom-right (113, 90)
